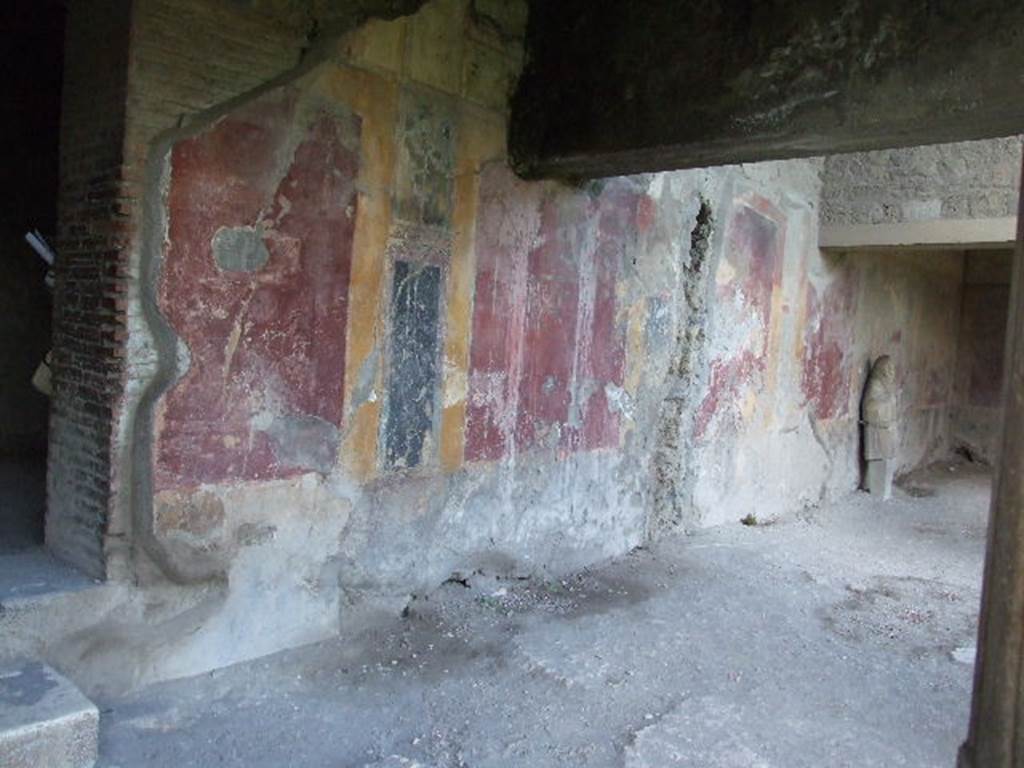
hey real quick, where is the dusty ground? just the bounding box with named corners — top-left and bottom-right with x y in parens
top-left (95, 460), bottom-right (989, 768)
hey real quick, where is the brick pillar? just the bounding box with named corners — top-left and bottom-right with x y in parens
top-left (46, 0), bottom-right (133, 579)
top-left (959, 148), bottom-right (1024, 767)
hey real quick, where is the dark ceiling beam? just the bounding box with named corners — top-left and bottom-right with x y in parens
top-left (509, 0), bottom-right (1024, 180)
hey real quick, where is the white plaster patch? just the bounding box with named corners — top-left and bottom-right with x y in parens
top-left (901, 198), bottom-right (942, 221)
top-left (605, 383), bottom-right (632, 417)
top-left (275, 192), bottom-right (292, 220)
top-left (715, 258), bottom-right (737, 286)
top-left (646, 173), bottom-right (665, 198)
top-left (443, 356), bottom-right (468, 407)
top-left (250, 409), bottom-right (274, 431)
top-left (693, 418), bottom-right (830, 528)
top-left (951, 646), bottom-right (976, 665)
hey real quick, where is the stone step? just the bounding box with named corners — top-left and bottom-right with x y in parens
top-left (0, 549), bottom-right (116, 676)
top-left (0, 660), bottom-right (98, 768)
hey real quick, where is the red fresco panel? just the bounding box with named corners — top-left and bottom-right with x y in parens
top-left (465, 165), bottom-right (535, 462)
top-left (566, 187), bottom-right (636, 452)
top-left (154, 93), bottom-right (360, 490)
top-left (693, 350), bottom-right (760, 439)
top-left (466, 167), bottom-right (636, 461)
top-left (515, 199), bottom-right (580, 451)
top-left (732, 201), bottom-right (783, 333)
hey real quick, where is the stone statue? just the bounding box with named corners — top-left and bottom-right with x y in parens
top-left (863, 355), bottom-right (898, 499)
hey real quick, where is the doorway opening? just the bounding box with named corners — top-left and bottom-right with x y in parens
top-left (0, 1), bottom-right (66, 554)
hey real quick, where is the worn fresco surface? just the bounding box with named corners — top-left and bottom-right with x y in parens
top-left (464, 165), bottom-right (630, 462)
top-left (801, 270), bottom-right (858, 422)
top-left (155, 91), bottom-right (361, 490)
top-left (693, 198), bottom-right (785, 441)
top-left (86, 0), bottom-right (986, 696)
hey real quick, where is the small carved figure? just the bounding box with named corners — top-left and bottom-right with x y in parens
top-left (863, 355), bottom-right (897, 500)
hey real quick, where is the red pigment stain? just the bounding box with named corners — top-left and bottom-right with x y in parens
top-left (154, 92), bottom-right (360, 489)
top-left (635, 194), bottom-right (656, 233)
top-left (694, 350), bottom-right (761, 439)
top-left (800, 273), bottom-right (858, 420)
top-left (727, 201), bottom-right (784, 332)
top-left (696, 200), bottom-right (785, 438)
top-left (565, 185), bottom-right (633, 452)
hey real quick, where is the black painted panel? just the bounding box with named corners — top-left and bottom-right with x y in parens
top-left (384, 260), bottom-right (442, 469)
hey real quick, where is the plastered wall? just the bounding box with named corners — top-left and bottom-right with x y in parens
top-left (681, 186), bottom-right (963, 524)
top-left (846, 251), bottom-right (964, 471)
top-left (952, 251), bottom-right (1012, 463)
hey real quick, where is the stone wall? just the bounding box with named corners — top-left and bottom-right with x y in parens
top-left (821, 137), bottom-right (1022, 226)
top-left (53, 0), bottom-right (312, 579)
top-left (111, 0), bottom-right (312, 580)
top-left (819, 137), bottom-right (1021, 470)
top-left (845, 251), bottom-right (964, 472)
top-left (678, 162), bottom-right (841, 528)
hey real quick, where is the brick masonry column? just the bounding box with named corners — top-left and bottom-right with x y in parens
top-left (959, 148), bottom-right (1024, 767)
top-left (46, 0), bottom-right (133, 579)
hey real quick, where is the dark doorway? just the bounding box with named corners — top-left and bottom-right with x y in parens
top-left (0, 1), bottom-right (65, 552)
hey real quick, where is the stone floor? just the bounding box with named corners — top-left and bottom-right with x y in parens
top-left (94, 460), bottom-right (989, 768)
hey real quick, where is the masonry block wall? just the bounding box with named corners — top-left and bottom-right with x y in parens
top-left (821, 137), bottom-right (1022, 226)
top-left (818, 138), bottom-right (1023, 473)
top-left (128, 17), bottom-right (845, 671)
top-left (111, 0), bottom-right (309, 578)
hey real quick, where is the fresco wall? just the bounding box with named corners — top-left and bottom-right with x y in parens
top-left (69, 0), bottom-right (978, 691)
top-left (688, 172), bottom-right (848, 527)
top-left (688, 208), bottom-right (966, 527)
top-left (845, 250), bottom-right (964, 472)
